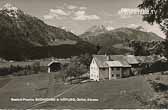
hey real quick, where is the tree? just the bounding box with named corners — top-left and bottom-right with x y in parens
top-left (138, 0), bottom-right (168, 26)
top-left (130, 40), bottom-right (150, 56)
top-left (138, 0), bottom-right (168, 58)
top-left (78, 53), bottom-right (92, 68)
top-left (64, 56), bottom-right (88, 81)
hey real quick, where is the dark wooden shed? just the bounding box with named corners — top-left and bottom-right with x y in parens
top-left (47, 61), bottom-right (61, 73)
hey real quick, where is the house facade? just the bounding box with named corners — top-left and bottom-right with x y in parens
top-left (90, 55), bottom-right (139, 81)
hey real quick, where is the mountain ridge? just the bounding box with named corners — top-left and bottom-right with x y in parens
top-left (80, 25), bottom-right (163, 44)
top-left (0, 4), bottom-right (96, 60)
top-left (80, 25), bottom-right (163, 54)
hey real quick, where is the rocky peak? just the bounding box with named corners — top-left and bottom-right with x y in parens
top-left (87, 25), bottom-right (108, 33)
top-left (0, 3), bottom-right (22, 18)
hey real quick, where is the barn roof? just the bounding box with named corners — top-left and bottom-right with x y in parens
top-left (125, 55), bottom-right (139, 64)
top-left (110, 55), bottom-right (132, 67)
top-left (93, 55), bottom-right (132, 68)
top-left (136, 55), bottom-right (167, 64)
top-left (47, 60), bottom-right (60, 66)
top-left (106, 61), bottom-right (123, 67)
top-left (39, 58), bottom-right (70, 67)
top-left (93, 55), bottom-right (108, 68)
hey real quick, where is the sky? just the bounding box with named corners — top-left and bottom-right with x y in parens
top-left (0, 0), bottom-right (166, 38)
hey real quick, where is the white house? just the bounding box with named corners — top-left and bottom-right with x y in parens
top-left (90, 55), bottom-right (139, 81)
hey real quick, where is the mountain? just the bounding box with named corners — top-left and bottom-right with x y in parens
top-left (81, 25), bottom-right (108, 40)
top-left (86, 25), bottom-right (107, 33)
top-left (0, 3), bottom-right (80, 47)
top-left (135, 26), bottom-right (146, 32)
top-left (0, 4), bottom-right (96, 60)
top-left (80, 25), bottom-right (164, 54)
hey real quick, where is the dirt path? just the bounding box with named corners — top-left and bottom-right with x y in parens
top-left (25, 84), bottom-right (79, 109)
top-left (0, 76), bottom-right (11, 88)
top-left (46, 72), bottom-right (56, 97)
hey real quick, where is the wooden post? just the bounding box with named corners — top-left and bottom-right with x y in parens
top-left (109, 67), bottom-right (112, 80)
top-left (120, 68), bottom-right (122, 78)
top-left (48, 67), bottom-right (51, 73)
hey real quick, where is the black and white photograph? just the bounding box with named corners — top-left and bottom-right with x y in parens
top-left (0, 0), bottom-right (168, 109)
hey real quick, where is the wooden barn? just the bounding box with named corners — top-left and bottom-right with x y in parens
top-left (40, 59), bottom-right (70, 73)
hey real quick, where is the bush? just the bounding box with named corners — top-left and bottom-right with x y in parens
top-left (0, 61), bottom-right (46, 76)
top-left (150, 81), bottom-right (168, 92)
top-left (62, 55), bottom-right (90, 83)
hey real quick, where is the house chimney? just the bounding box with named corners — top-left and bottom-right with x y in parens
top-left (106, 55), bottom-right (110, 61)
top-left (105, 53), bottom-right (110, 61)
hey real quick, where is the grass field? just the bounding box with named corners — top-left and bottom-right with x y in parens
top-left (145, 73), bottom-right (168, 85)
top-left (0, 72), bottom-right (62, 108)
top-left (37, 76), bottom-right (154, 109)
top-left (0, 76), bottom-right (11, 88)
top-left (0, 59), bottom-right (69, 68)
top-left (0, 61), bottom-right (35, 68)
top-left (0, 72), bottom-right (74, 109)
top-left (144, 73), bottom-right (168, 108)
top-left (0, 73), bottom-right (49, 108)
top-left (0, 72), bottom-right (161, 109)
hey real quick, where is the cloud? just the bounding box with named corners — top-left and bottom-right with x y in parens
top-left (79, 7), bottom-right (87, 10)
top-left (146, 23), bottom-right (166, 38)
top-left (67, 5), bottom-right (77, 10)
top-left (127, 24), bottom-right (148, 32)
top-left (43, 8), bottom-right (69, 20)
top-left (73, 10), bottom-right (100, 21)
top-left (43, 14), bottom-right (55, 20)
top-left (50, 9), bottom-right (69, 16)
top-left (126, 23), bottom-right (166, 38)
top-left (44, 4), bottom-right (99, 21)
top-left (43, 13), bottom-right (61, 20)
top-left (127, 24), bottom-right (139, 29)
top-left (104, 20), bottom-right (113, 25)
top-left (65, 3), bottom-right (87, 10)
top-left (106, 26), bottom-right (114, 31)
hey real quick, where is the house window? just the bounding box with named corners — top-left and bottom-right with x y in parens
top-left (117, 68), bottom-right (120, 71)
top-left (102, 68), bottom-right (106, 71)
top-left (116, 74), bottom-right (120, 77)
top-left (111, 68), bottom-right (114, 70)
top-left (112, 74), bottom-right (114, 77)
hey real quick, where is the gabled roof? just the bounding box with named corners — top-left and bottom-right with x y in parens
top-left (40, 59), bottom-right (70, 67)
top-left (106, 61), bottom-right (123, 67)
top-left (126, 55), bottom-right (139, 64)
top-left (136, 55), bottom-right (167, 64)
top-left (39, 60), bottom-right (60, 67)
top-left (110, 55), bottom-right (131, 67)
top-left (93, 55), bottom-right (108, 68)
top-left (47, 60), bottom-right (60, 66)
top-left (92, 55), bottom-right (132, 68)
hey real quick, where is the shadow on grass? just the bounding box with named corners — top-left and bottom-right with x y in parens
top-left (149, 81), bottom-right (168, 92)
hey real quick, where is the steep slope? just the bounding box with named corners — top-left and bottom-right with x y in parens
top-left (81, 25), bottom-right (108, 41)
top-left (0, 4), bottom-right (96, 60)
top-left (0, 3), bottom-right (80, 47)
